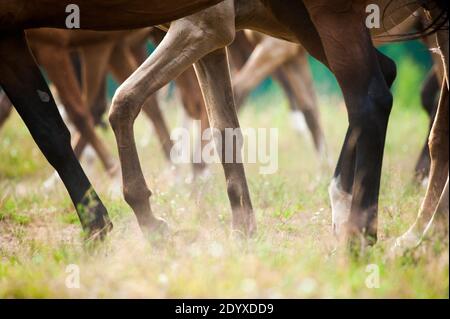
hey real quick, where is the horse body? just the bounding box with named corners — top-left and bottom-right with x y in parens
top-left (0, 0), bottom-right (447, 250)
top-left (2, 0), bottom-right (224, 30)
top-left (0, 0), bottom-right (226, 239)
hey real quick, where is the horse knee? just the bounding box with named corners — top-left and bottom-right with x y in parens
top-left (373, 89), bottom-right (393, 117)
top-left (109, 87), bottom-right (140, 131)
top-left (369, 78), bottom-right (394, 121)
top-left (350, 87), bottom-right (393, 130)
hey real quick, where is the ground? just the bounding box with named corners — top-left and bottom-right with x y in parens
top-left (0, 75), bottom-right (448, 298)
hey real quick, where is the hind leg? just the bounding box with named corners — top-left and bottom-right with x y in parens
top-left (34, 44), bottom-right (117, 177)
top-left (233, 37), bottom-right (298, 109)
top-left (0, 31), bottom-right (111, 239)
top-left (279, 51), bottom-right (327, 160)
top-left (173, 67), bottom-right (211, 177)
top-left (195, 48), bottom-right (256, 236)
top-left (415, 68), bottom-right (439, 183)
top-left (73, 79), bottom-right (109, 159)
top-left (141, 95), bottom-right (174, 161)
top-left (395, 84), bottom-right (449, 250)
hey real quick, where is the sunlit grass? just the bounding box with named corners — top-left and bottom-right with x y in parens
top-left (0, 73), bottom-right (448, 298)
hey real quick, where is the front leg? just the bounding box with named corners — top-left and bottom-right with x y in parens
top-left (394, 84), bottom-right (449, 251)
top-left (0, 31), bottom-right (112, 239)
top-left (107, 0), bottom-right (236, 238)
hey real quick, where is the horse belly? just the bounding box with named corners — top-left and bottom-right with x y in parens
top-left (3, 0), bottom-right (224, 30)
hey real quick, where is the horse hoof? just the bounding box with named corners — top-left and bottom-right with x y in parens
top-left (85, 220), bottom-right (114, 244)
top-left (390, 229), bottom-right (421, 257)
top-left (145, 218), bottom-right (170, 242)
top-left (329, 178), bottom-right (352, 238)
top-left (232, 213), bottom-right (257, 239)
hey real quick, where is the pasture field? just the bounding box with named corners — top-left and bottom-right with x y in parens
top-left (0, 57), bottom-right (448, 299)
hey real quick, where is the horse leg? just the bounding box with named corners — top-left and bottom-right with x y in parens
top-left (141, 95), bottom-right (174, 161)
top-left (174, 68), bottom-right (210, 178)
top-left (233, 37), bottom-right (298, 109)
top-left (279, 52), bottom-right (327, 160)
top-left (34, 44), bottom-right (117, 177)
top-left (257, 0), bottom-right (359, 234)
top-left (109, 43), bottom-right (174, 162)
top-left (395, 84), bottom-right (449, 250)
top-left (415, 68), bottom-right (439, 183)
top-left (303, 1), bottom-right (396, 247)
top-left (0, 31), bottom-right (111, 239)
top-left (327, 48), bottom-right (397, 238)
top-left (434, 178), bottom-right (449, 234)
top-left (90, 79), bottom-right (108, 127)
top-left (73, 78), bottom-right (109, 158)
top-left (262, 0), bottom-right (396, 243)
top-left (107, 0), bottom-right (236, 237)
top-left (194, 48), bottom-right (256, 236)
top-left (67, 42), bottom-right (118, 174)
top-left (194, 104), bottom-right (211, 178)
top-left (147, 29), bottom-right (209, 175)
top-left (273, 70), bottom-right (308, 134)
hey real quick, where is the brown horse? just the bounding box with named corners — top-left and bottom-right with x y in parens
top-left (1, 0), bottom-right (447, 249)
top-left (104, 0), bottom-right (447, 246)
top-left (0, 0), bottom-right (225, 240)
top-left (75, 27), bottom-right (327, 181)
top-left (231, 31), bottom-right (327, 160)
top-left (0, 28), bottom-right (174, 192)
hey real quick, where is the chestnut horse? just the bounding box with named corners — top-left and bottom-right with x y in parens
top-left (1, 0), bottom-right (447, 250)
top-left (0, 0), bottom-right (225, 239)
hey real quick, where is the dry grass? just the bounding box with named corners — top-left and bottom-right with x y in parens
top-left (0, 85), bottom-right (448, 299)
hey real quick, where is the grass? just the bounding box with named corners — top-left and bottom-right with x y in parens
top-left (0, 68), bottom-right (448, 298)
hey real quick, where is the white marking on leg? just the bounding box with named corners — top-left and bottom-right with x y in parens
top-left (390, 225), bottom-right (422, 257)
top-left (421, 176), bottom-right (430, 189)
top-left (43, 171), bottom-right (61, 191)
top-left (83, 145), bottom-right (96, 165)
top-left (290, 110), bottom-right (308, 136)
top-left (329, 177), bottom-right (352, 237)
